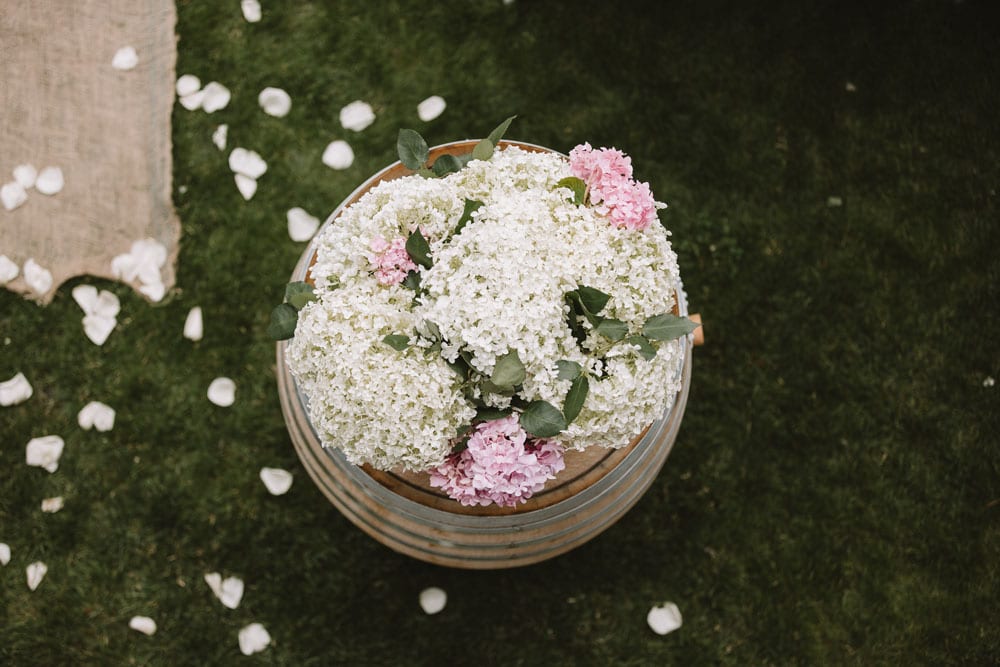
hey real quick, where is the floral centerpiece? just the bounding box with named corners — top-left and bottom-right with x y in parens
top-left (270, 118), bottom-right (697, 508)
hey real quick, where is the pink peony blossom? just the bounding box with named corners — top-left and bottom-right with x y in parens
top-left (369, 235), bottom-right (418, 285)
top-left (568, 143), bottom-right (659, 231)
top-left (429, 415), bottom-right (566, 507)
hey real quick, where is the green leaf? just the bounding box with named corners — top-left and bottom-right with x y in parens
top-left (416, 167), bottom-right (435, 178)
top-left (446, 358), bottom-right (469, 380)
top-left (454, 199), bottom-right (483, 237)
top-left (382, 334), bottom-right (410, 351)
top-left (563, 375), bottom-right (590, 424)
top-left (431, 154), bottom-right (462, 176)
top-left (476, 406), bottom-right (512, 421)
top-left (267, 303), bottom-right (298, 341)
top-left (481, 379), bottom-right (516, 396)
top-left (402, 270), bottom-right (422, 292)
top-left (285, 281), bottom-right (317, 310)
top-left (642, 313), bottom-right (700, 341)
top-left (576, 285), bottom-right (611, 315)
top-left (626, 335), bottom-right (658, 361)
top-left (423, 320), bottom-right (442, 341)
top-left (519, 400), bottom-right (567, 438)
top-left (405, 228), bottom-right (433, 269)
top-left (487, 115), bottom-right (517, 146)
top-left (595, 318), bottom-right (628, 341)
top-left (472, 138), bottom-right (494, 161)
top-left (556, 176), bottom-right (587, 205)
top-left (555, 359), bottom-right (582, 381)
top-left (397, 129), bottom-right (429, 170)
top-left (490, 349), bottom-right (526, 389)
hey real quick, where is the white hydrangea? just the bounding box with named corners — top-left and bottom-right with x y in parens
top-left (287, 146), bottom-right (685, 469)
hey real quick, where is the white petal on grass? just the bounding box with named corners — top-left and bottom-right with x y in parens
top-left (258, 87), bottom-right (291, 117)
top-left (23, 259), bottom-right (53, 295)
top-left (183, 307), bottom-right (204, 341)
top-left (111, 238), bottom-right (167, 300)
top-left (1, 372), bottom-right (33, 406)
top-left (72, 284), bottom-right (99, 312)
top-left (138, 280), bottom-right (166, 302)
top-left (129, 616), bottom-right (157, 636)
top-left (201, 81), bottom-right (231, 113)
top-left (41, 496), bottom-right (64, 513)
top-left (26, 561), bottom-right (47, 591)
top-left (419, 587), bottom-right (447, 615)
top-left (2, 182), bottom-right (28, 211)
top-left (259, 467), bottom-right (293, 495)
top-left (26, 435), bottom-right (64, 473)
top-left (14, 164), bottom-right (38, 189)
top-left (238, 623), bottom-right (271, 655)
top-left (322, 140), bottom-right (354, 169)
top-left (241, 0), bottom-right (262, 23)
top-left (985, 376), bottom-right (996, 388)
top-left (0, 255), bottom-right (20, 283)
top-left (176, 74), bottom-right (201, 97)
top-left (235, 174), bottom-right (257, 201)
top-left (179, 90), bottom-right (206, 111)
top-left (78, 401), bottom-right (116, 431)
top-left (212, 124), bottom-right (228, 151)
top-left (35, 167), bottom-right (64, 195)
top-left (339, 100), bottom-right (375, 131)
top-left (286, 207), bottom-right (320, 242)
top-left (845, 81), bottom-right (857, 92)
top-left (417, 95), bottom-right (447, 122)
top-left (647, 602), bottom-right (683, 635)
top-left (0, 543), bottom-right (9, 566)
top-left (207, 377), bottom-right (236, 407)
top-left (827, 196), bottom-right (843, 207)
top-left (111, 46), bottom-right (139, 71)
top-left (82, 314), bottom-right (116, 345)
top-left (228, 148), bottom-right (267, 179)
top-left (204, 572), bottom-right (245, 609)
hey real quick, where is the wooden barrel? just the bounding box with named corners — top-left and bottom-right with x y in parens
top-left (275, 141), bottom-right (697, 569)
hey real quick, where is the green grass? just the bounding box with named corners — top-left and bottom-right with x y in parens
top-left (2, 0), bottom-right (999, 663)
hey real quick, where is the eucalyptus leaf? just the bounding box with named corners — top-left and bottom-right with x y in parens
top-left (405, 228), bottom-right (433, 269)
top-left (267, 303), bottom-right (298, 341)
top-left (382, 334), bottom-right (410, 351)
top-left (402, 270), bottom-right (422, 292)
top-left (575, 285), bottom-right (611, 315)
top-left (423, 320), bottom-right (442, 341)
top-left (519, 400), bottom-right (566, 438)
top-left (490, 350), bottom-right (526, 389)
top-left (475, 406), bottom-right (512, 421)
top-left (397, 129), bottom-right (429, 170)
top-left (454, 199), bottom-right (483, 237)
top-left (626, 334), bottom-right (658, 361)
top-left (472, 138), bottom-right (494, 161)
top-left (487, 115), bottom-right (517, 146)
top-left (446, 358), bottom-right (469, 380)
top-left (456, 153), bottom-right (475, 167)
top-left (431, 154), bottom-right (462, 176)
top-left (595, 318), bottom-right (628, 341)
top-left (481, 379), bottom-right (516, 396)
top-left (556, 176), bottom-right (587, 205)
top-left (563, 375), bottom-right (589, 424)
top-left (416, 167), bottom-right (435, 178)
top-left (642, 313), bottom-right (700, 341)
top-left (284, 281), bottom-right (314, 304)
top-left (555, 359), bottom-right (583, 381)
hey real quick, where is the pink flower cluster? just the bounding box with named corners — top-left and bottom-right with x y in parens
top-left (568, 142), bottom-right (659, 231)
top-left (429, 415), bottom-right (566, 507)
top-left (369, 235), bottom-right (418, 285)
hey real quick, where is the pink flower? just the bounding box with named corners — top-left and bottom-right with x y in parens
top-left (429, 415), bottom-right (566, 507)
top-left (369, 235), bottom-right (418, 285)
top-left (568, 143), bottom-right (659, 231)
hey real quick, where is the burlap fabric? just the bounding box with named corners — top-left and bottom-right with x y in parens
top-left (0, 0), bottom-right (179, 304)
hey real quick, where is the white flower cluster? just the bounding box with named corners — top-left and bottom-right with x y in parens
top-left (287, 147), bottom-right (685, 470)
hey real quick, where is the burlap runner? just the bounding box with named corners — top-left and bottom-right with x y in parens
top-left (0, 0), bottom-right (179, 304)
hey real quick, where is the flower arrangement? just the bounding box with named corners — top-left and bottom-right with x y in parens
top-left (271, 118), bottom-right (697, 508)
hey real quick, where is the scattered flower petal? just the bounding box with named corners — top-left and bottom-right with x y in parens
top-left (229, 148), bottom-right (268, 179)
top-left (129, 616), bottom-right (157, 636)
top-left (204, 572), bottom-right (245, 609)
top-left (845, 81), bottom-right (857, 92)
top-left (286, 207), bottom-right (320, 242)
top-left (71, 284), bottom-right (99, 312)
top-left (238, 623), bottom-right (271, 655)
top-left (212, 124), bottom-right (228, 151)
top-left (647, 602), bottom-right (683, 635)
top-left (259, 467), bottom-right (293, 495)
top-left (111, 46), bottom-right (139, 71)
top-left (111, 238), bottom-right (168, 300)
top-left (179, 90), bottom-right (206, 111)
top-left (0, 543), bottom-right (9, 566)
top-left (417, 95), bottom-right (446, 122)
top-left (26, 435), bottom-right (65, 473)
top-left (241, 0), bottom-right (262, 23)
top-left (322, 140), bottom-right (354, 170)
top-left (35, 167), bottom-right (64, 195)
top-left (26, 561), bottom-right (47, 591)
top-left (13, 164), bottom-right (37, 189)
top-left (78, 401), bottom-right (116, 431)
top-left (41, 496), bottom-right (64, 513)
top-left (0, 372), bottom-right (32, 406)
top-left (827, 196), bottom-right (843, 207)
top-left (176, 74), bottom-right (201, 97)
top-left (985, 376), bottom-right (996, 387)
top-left (138, 280), bottom-right (166, 302)
top-left (339, 100), bottom-right (375, 132)
top-left (235, 174), bottom-right (257, 201)
top-left (0, 255), bottom-right (19, 283)
top-left (207, 377), bottom-right (236, 407)
top-left (2, 181), bottom-right (28, 211)
top-left (82, 314), bottom-right (116, 345)
top-left (200, 81), bottom-right (231, 113)
top-left (258, 87), bottom-right (291, 117)
top-left (23, 259), bottom-right (53, 295)
top-left (183, 306), bottom-right (204, 341)
top-left (419, 587), bottom-right (447, 615)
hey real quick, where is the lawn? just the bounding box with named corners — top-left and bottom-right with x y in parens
top-left (2, 0), bottom-right (998, 664)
